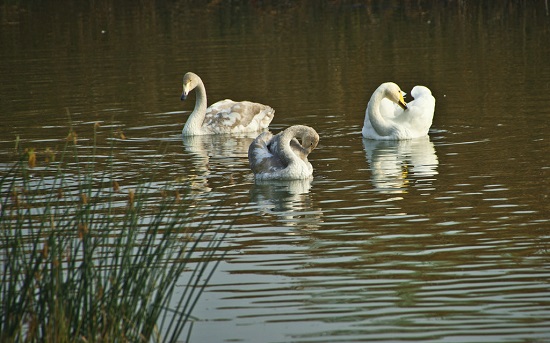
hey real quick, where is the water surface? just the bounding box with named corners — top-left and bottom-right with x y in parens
top-left (1, 2), bottom-right (549, 342)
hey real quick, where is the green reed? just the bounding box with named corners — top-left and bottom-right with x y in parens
top-left (0, 127), bottom-right (227, 342)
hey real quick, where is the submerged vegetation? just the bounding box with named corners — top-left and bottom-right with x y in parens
top-left (0, 125), bottom-right (227, 342)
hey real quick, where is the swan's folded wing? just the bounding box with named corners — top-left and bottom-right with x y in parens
top-left (206, 100), bottom-right (274, 133)
top-left (235, 101), bottom-right (274, 131)
top-left (401, 91), bottom-right (435, 135)
top-left (248, 131), bottom-right (286, 174)
top-left (408, 86), bottom-right (435, 122)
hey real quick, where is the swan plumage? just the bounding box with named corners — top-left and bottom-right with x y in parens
top-left (180, 72), bottom-right (275, 136)
top-left (248, 125), bottom-right (319, 180)
top-left (362, 82), bottom-right (435, 140)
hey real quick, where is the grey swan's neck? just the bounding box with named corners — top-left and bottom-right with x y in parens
top-left (276, 125), bottom-right (318, 166)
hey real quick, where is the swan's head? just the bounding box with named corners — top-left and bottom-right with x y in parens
top-left (302, 131), bottom-right (320, 154)
top-left (383, 82), bottom-right (408, 110)
top-left (287, 126), bottom-right (319, 159)
top-left (296, 127), bottom-right (319, 156)
top-left (181, 72), bottom-right (201, 101)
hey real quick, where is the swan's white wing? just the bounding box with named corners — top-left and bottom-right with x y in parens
top-left (407, 92), bottom-right (435, 121)
top-left (399, 86), bottom-right (435, 136)
top-left (205, 100), bottom-right (274, 134)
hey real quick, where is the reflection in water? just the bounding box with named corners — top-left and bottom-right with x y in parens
top-left (182, 132), bottom-right (257, 160)
top-left (249, 179), bottom-right (322, 228)
top-left (181, 133), bottom-right (257, 193)
top-left (3, 2), bottom-right (550, 342)
top-left (362, 136), bottom-right (438, 194)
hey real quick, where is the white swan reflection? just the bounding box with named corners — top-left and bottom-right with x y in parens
top-left (249, 179), bottom-right (322, 228)
top-left (182, 132), bottom-right (256, 159)
top-left (362, 136), bottom-right (439, 193)
top-left (181, 133), bottom-right (257, 193)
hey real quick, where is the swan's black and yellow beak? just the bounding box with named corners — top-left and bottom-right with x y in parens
top-left (398, 93), bottom-right (408, 110)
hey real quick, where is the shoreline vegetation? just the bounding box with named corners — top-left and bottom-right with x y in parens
top-left (1, 124), bottom-right (227, 342)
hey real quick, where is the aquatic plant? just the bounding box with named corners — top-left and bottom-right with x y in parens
top-left (0, 127), bottom-right (226, 342)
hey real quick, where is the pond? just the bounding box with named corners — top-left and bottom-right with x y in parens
top-left (1, 1), bottom-right (550, 342)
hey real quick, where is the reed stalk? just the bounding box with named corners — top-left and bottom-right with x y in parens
top-left (0, 128), bottom-right (226, 342)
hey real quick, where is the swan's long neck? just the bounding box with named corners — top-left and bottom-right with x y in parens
top-left (183, 80), bottom-right (207, 135)
top-left (367, 90), bottom-right (394, 137)
top-left (277, 126), bottom-right (316, 166)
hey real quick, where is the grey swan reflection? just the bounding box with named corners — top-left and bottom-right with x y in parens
top-left (180, 72), bottom-right (275, 136)
top-left (248, 125), bottom-right (319, 180)
top-left (250, 178), bottom-right (322, 228)
top-left (363, 136), bottom-right (439, 193)
top-left (363, 82), bottom-right (436, 140)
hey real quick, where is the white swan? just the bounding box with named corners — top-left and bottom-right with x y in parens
top-left (362, 82), bottom-right (435, 140)
top-left (248, 125), bottom-right (319, 180)
top-left (180, 72), bottom-right (275, 136)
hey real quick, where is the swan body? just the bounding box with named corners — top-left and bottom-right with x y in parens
top-left (362, 82), bottom-right (435, 140)
top-left (180, 72), bottom-right (275, 136)
top-left (248, 125), bottom-right (319, 180)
